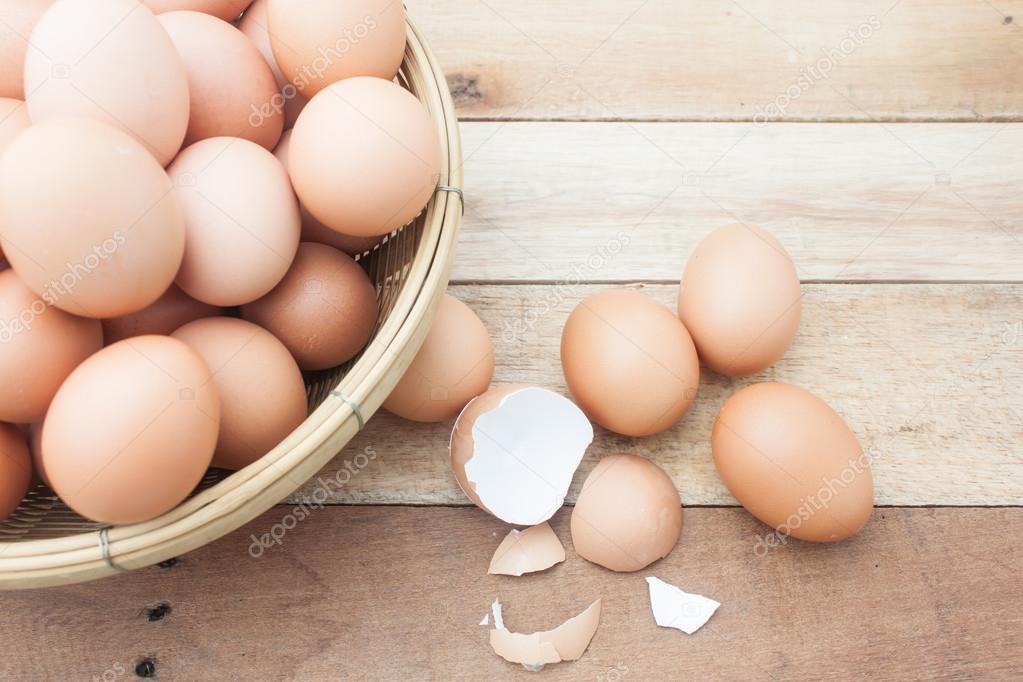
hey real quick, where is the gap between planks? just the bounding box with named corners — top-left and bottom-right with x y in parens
top-left (289, 282), bottom-right (1023, 508)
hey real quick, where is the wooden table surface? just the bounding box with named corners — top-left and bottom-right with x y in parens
top-left (5, 1), bottom-right (1023, 679)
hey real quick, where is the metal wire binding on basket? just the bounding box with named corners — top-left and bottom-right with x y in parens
top-left (0, 15), bottom-right (463, 590)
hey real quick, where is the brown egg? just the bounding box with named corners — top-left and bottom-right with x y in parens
top-left (267, 0), bottom-right (406, 98)
top-left (712, 382), bottom-right (874, 543)
top-left (679, 223), bottom-right (801, 376)
top-left (0, 422), bottom-right (31, 520)
top-left (561, 289), bottom-right (699, 437)
top-left (25, 0), bottom-right (189, 165)
top-left (238, 0), bottom-right (307, 129)
top-left (272, 130), bottom-right (382, 256)
top-left (241, 243), bottom-right (378, 370)
top-left (102, 285), bottom-right (223, 344)
top-left (0, 0), bottom-right (53, 99)
top-left (169, 137), bottom-right (300, 307)
top-left (0, 270), bottom-right (103, 423)
top-left (143, 0), bottom-right (249, 20)
top-left (42, 336), bottom-right (220, 525)
top-left (173, 317), bottom-right (307, 470)
top-left (289, 77), bottom-right (441, 237)
top-left (0, 117), bottom-right (185, 318)
top-left (571, 454), bottom-right (682, 572)
top-left (384, 294), bottom-right (494, 422)
top-left (0, 98), bottom-right (30, 152)
top-left (159, 11), bottom-right (284, 150)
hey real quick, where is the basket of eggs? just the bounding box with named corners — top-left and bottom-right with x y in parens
top-left (0, 0), bottom-right (462, 588)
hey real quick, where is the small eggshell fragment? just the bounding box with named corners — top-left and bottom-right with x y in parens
top-left (0, 269), bottom-right (103, 423)
top-left (102, 285), bottom-right (223, 345)
top-left (571, 454), bottom-right (682, 572)
top-left (169, 137), bottom-right (300, 307)
top-left (0, 117), bottom-right (185, 318)
top-left (41, 336), bottom-right (220, 525)
top-left (159, 11), bottom-right (283, 150)
top-left (0, 422), bottom-right (31, 521)
top-left (0, 98), bottom-right (30, 152)
top-left (384, 294), bottom-right (494, 423)
top-left (24, 0), bottom-right (190, 165)
top-left (267, 0), bottom-right (406, 97)
top-left (238, 0), bottom-right (307, 129)
top-left (272, 129), bottom-right (382, 255)
top-left (143, 0), bottom-right (249, 20)
top-left (679, 223), bottom-right (802, 376)
top-left (0, 0), bottom-right (53, 99)
top-left (173, 317), bottom-right (307, 470)
top-left (241, 243), bottom-right (377, 370)
top-left (561, 289), bottom-right (699, 437)
top-left (450, 385), bottom-right (593, 526)
top-left (712, 381), bottom-right (874, 542)
top-left (289, 77), bottom-right (441, 237)
top-left (488, 522), bottom-right (566, 577)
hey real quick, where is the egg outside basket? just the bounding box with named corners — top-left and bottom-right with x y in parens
top-left (0, 17), bottom-right (463, 589)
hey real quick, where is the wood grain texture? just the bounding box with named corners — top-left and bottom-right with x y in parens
top-left (2, 506), bottom-right (1020, 680)
top-left (452, 122), bottom-right (1023, 282)
top-left (289, 283), bottom-right (1023, 507)
top-left (407, 0), bottom-right (1023, 121)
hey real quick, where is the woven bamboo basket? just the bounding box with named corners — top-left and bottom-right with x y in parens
top-left (0, 16), bottom-right (463, 590)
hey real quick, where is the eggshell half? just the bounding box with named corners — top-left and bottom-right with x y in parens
top-left (173, 317), bottom-right (307, 471)
top-left (0, 117), bottom-right (185, 318)
top-left (0, 269), bottom-right (103, 423)
top-left (489, 599), bottom-right (601, 669)
top-left (384, 294), bottom-right (494, 423)
top-left (24, 0), bottom-right (190, 165)
top-left (449, 385), bottom-right (593, 526)
top-left (267, 0), bottom-right (406, 97)
top-left (41, 336), bottom-right (220, 525)
top-left (679, 223), bottom-right (802, 376)
top-left (241, 242), bottom-right (377, 370)
top-left (159, 11), bottom-right (283, 150)
top-left (289, 77), bottom-right (441, 237)
top-left (169, 137), bottom-right (300, 307)
top-left (0, 422), bottom-right (31, 521)
top-left (571, 454), bottom-right (682, 572)
top-left (712, 381), bottom-right (874, 542)
top-left (561, 289), bottom-right (699, 437)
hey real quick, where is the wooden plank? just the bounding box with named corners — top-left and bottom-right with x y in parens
top-left (408, 0), bottom-right (1023, 121)
top-left (452, 122), bottom-right (1023, 282)
top-left (2, 506), bottom-right (1020, 680)
top-left (290, 283), bottom-right (1023, 507)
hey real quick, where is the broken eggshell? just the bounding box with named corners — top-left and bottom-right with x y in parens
top-left (488, 522), bottom-right (566, 576)
top-left (450, 385), bottom-right (593, 526)
top-left (571, 454), bottom-right (683, 572)
top-left (489, 599), bottom-right (601, 671)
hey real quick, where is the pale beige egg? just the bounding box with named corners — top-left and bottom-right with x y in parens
top-left (0, 118), bottom-right (185, 318)
top-left (267, 0), bottom-right (406, 97)
top-left (24, 0), bottom-right (189, 165)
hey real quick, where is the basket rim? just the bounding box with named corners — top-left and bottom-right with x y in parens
top-left (0, 14), bottom-right (464, 589)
